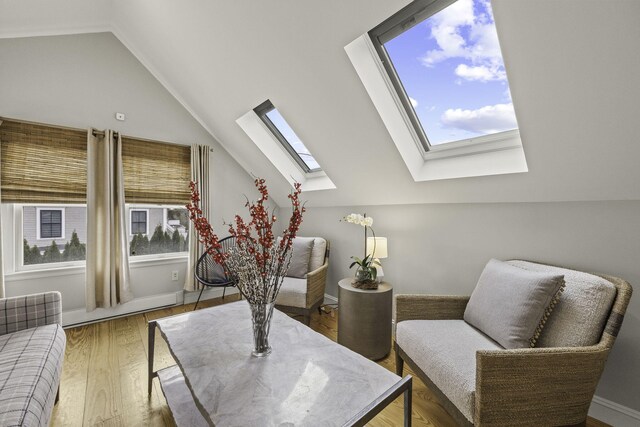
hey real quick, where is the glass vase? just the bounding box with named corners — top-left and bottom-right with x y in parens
top-left (355, 266), bottom-right (374, 283)
top-left (249, 302), bottom-right (275, 357)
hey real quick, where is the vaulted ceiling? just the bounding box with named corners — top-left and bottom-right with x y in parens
top-left (2, 0), bottom-right (639, 207)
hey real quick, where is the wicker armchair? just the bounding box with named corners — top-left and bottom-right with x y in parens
top-left (276, 238), bottom-right (329, 325)
top-left (394, 263), bottom-right (633, 427)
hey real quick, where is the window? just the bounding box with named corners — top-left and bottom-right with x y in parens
top-left (21, 205), bottom-right (86, 267)
top-left (130, 209), bottom-right (149, 235)
top-left (128, 206), bottom-right (189, 257)
top-left (38, 208), bottom-right (64, 239)
top-left (369, 0), bottom-right (518, 151)
top-left (345, 0), bottom-right (527, 181)
top-left (254, 100), bottom-right (321, 173)
top-left (1, 119), bottom-right (192, 273)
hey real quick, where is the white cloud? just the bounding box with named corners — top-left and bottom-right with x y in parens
top-left (440, 103), bottom-right (517, 134)
top-left (455, 63), bottom-right (505, 82)
top-left (421, 0), bottom-right (474, 67)
top-left (409, 97), bottom-right (419, 108)
top-left (421, 0), bottom-right (507, 82)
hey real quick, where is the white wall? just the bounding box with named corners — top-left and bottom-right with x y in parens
top-left (290, 201), bottom-right (640, 413)
top-left (0, 32), bottom-right (256, 313)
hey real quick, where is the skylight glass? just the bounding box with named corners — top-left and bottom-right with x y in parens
top-left (382, 0), bottom-right (517, 146)
top-left (254, 101), bottom-right (321, 173)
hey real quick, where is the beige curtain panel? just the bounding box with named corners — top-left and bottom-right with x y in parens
top-left (0, 119), bottom-right (87, 203)
top-left (184, 144), bottom-right (210, 292)
top-left (0, 133), bottom-right (4, 299)
top-left (86, 129), bottom-right (133, 310)
top-left (122, 136), bottom-right (191, 204)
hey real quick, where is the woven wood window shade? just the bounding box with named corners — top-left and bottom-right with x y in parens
top-left (0, 119), bottom-right (87, 203)
top-left (121, 137), bottom-right (191, 204)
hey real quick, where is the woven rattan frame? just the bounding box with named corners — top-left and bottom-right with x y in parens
top-left (394, 262), bottom-right (633, 426)
top-left (276, 240), bottom-right (330, 325)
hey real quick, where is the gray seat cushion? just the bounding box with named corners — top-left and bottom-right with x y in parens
top-left (0, 324), bottom-right (66, 427)
top-left (396, 320), bottom-right (502, 423)
top-left (276, 277), bottom-right (308, 308)
top-left (507, 260), bottom-right (617, 347)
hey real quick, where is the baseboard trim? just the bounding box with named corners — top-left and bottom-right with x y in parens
top-left (590, 395), bottom-right (640, 427)
top-left (62, 287), bottom-right (239, 327)
top-left (62, 292), bottom-right (180, 327)
top-left (324, 293), bottom-right (338, 305)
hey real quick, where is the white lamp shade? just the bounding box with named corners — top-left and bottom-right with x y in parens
top-left (366, 237), bottom-right (388, 259)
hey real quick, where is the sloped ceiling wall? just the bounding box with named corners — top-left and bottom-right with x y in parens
top-left (115, 0), bottom-right (640, 207)
top-left (2, 0), bottom-right (639, 207)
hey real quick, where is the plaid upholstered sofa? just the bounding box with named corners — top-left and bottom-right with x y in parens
top-left (0, 292), bottom-right (66, 427)
top-left (394, 261), bottom-right (633, 426)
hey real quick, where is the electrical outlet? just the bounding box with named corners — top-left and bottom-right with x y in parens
top-left (171, 271), bottom-right (179, 281)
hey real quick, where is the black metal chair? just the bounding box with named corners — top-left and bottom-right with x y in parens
top-left (193, 236), bottom-right (237, 310)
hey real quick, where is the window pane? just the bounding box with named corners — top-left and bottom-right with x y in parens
top-left (41, 224), bottom-right (53, 238)
top-left (131, 222), bottom-right (146, 235)
top-left (265, 109), bottom-right (321, 171)
top-left (383, 0), bottom-right (517, 146)
top-left (129, 206), bottom-right (189, 256)
top-left (39, 209), bottom-right (63, 239)
top-left (24, 206), bottom-right (86, 265)
top-left (51, 210), bottom-right (62, 222)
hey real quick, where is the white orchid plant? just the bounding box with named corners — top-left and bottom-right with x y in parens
top-left (342, 213), bottom-right (380, 283)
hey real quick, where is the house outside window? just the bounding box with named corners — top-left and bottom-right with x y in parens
top-left (128, 206), bottom-right (189, 257)
top-left (23, 205), bottom-right (85, 266)
top-left (16, 204), bottom-right (189, 269)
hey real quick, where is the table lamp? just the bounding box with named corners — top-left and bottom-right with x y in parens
top-left (366, 237), bottom-right (388, 282)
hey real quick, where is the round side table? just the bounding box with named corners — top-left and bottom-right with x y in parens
top-left (337, 278), bottom-right (393, 360)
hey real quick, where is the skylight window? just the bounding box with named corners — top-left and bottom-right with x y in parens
top-left (254, 101), bottom-right (321, 173)
top-left (370, 0), bottom-right (517, 149)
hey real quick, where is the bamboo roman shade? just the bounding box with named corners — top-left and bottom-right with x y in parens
top-left (0, 119), bottom-right (87, 203)
top-left (121, 136), bottom-right (191, 204)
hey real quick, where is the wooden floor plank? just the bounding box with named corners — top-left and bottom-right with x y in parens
top-left (114, 315), bottom-right (167, 426)
top-left (51, 323), bottom-right (95, 427)
top-left (82, 319), bottom-right (123, 426)
top-left (51, 297), bottom-right (610, 427)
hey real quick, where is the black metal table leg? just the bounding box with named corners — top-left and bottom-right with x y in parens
top-left (404, 377), bottom-right (412, 427)
top-left (148, 320), bottom-right (157, 396)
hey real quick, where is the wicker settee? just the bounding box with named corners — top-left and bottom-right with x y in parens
top-left (0, 291), bottom-right (66, 426)
top-left (394, 260), bottom-right (633, 426)
top-left (275, 238), bottom-right (329, 325)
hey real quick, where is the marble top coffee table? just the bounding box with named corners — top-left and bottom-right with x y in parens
top-left (148, 300), bottom-right (412, 426)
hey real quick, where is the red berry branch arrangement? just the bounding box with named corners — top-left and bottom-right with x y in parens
top-left (185, 179), bottom-right (305, 303)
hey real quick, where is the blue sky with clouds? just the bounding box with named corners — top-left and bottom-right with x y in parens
top-left (384, 0), bottom-right (517, 145)
top-left (266, 108), bottom-right (321, 171)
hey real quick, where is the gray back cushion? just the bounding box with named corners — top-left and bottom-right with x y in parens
top-left (464, 259), bottom-right (565, 349)
top-left (507, 260), bottom-right (617, 347)
top-left (308, 237), bottom-right (327, 271)
top-left (284, 237), bottom-right (315, 278)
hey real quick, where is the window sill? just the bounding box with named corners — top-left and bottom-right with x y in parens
top-left (345, 34), bottom-right (528, 182)
top-left (5, 255), bottom-right (188, 282)
top-left (129, 254), bottom-right (188, 267)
